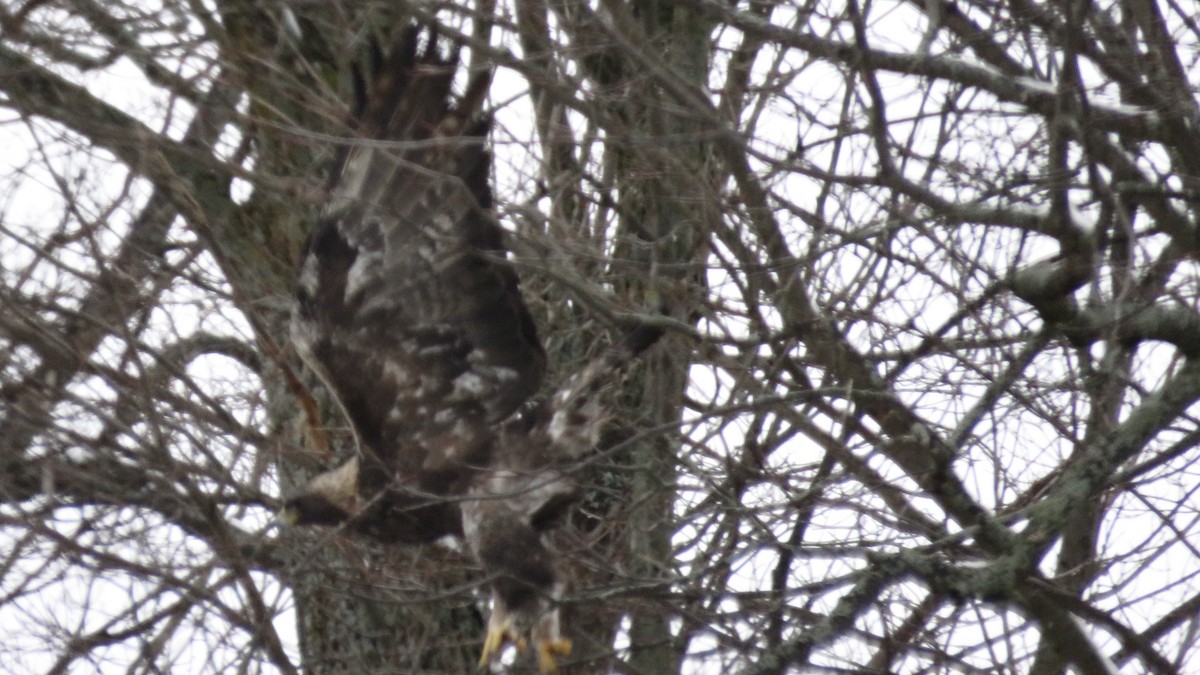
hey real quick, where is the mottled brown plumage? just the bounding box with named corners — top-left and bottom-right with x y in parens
top-left (280, 26), bottom-right (660, 673)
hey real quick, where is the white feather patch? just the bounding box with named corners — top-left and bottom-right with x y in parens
top-left (381, 359), bottom-right (414, 387)
top-left (452, 371), bottom-right (487, 397)
top-left (548, 410), bottom-right (570, 443)
top-left (344, 249), bottom-right (382, 300)
top-left (298, 254), bottom-right (320, 297)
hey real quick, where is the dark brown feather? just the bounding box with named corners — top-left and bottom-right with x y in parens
top-left (291, 27), bottom-right (544, 541)
top-left (287, 25), bottom-right (663, 670)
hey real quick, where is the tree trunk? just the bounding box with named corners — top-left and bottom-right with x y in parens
top-left (528, 3), bottom-right (714, 671)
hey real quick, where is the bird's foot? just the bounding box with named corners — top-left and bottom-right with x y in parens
top-left (479, 621), bottom-right (522, 670)
top-left (535, 636), bottom-right (572, 673)
top-left (479, 623), bottom-right (570, 673)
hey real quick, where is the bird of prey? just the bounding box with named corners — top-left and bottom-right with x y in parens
top-left (280, 25), bottom-right (661, 673)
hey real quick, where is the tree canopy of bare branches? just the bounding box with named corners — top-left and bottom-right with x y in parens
top-left (3, 1), bottom-right (1200, 673)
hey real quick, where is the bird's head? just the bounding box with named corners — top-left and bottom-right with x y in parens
top-left (278, 456), bottom-right (360, 527)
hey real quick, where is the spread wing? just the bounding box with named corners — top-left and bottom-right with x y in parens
top-left (291, 28), bottom-right (545, 495)
top-left (287, 27), bottom-right (664, 671)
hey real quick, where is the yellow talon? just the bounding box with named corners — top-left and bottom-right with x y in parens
top-left (536, 637), bottom-right (572, 673)
top-left (480, 608), bottom-right (569, 673)
top-left (479, 622), bottom-right (519, 669)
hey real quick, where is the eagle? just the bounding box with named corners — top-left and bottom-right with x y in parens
top-left (279, 26), bottom-right (661, 673)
